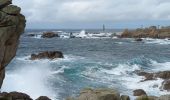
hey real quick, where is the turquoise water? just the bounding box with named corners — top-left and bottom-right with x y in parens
top-left (1, 29), bottom-right (170, 100)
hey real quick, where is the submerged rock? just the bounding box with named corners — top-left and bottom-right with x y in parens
top-left (133, 89), bottom-right (147, 96)
top-left (30, 51), bottom-right (64, 60)
top-left (0, 0), bottom-right (26, 88)
top-left (41, 32), bottom-right (59, 38)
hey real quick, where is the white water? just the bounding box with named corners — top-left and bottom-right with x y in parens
top-left (1, 59), bottom-right (58, 99)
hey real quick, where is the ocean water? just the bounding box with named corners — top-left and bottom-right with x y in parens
top-left (1, 29), bottom-right (170, 100)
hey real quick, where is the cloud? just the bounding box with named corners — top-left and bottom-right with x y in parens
top-left (13, 0), bottom-right (170, 28)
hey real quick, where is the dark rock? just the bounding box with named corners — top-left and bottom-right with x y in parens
top-left (41, 32), bottom-right (59, 38)
top-left (30, 51), bottom-right (64, 60)
top-left (133, 89), bottom-right (147, 96)
top-left (161, 80), bottom-right (170, 91)
top-left (27, 34), bottom-right (35, 37)
top-left (135, 38), bottom-right (143, 41)
top-left (36, 96), bottom-right (51, 100)
top-left (0, 92), bottom-right (32, 100)
top-left (121, 95), bottom-right (130, 100)
top-left (0, 0), bottom-right (11, 9)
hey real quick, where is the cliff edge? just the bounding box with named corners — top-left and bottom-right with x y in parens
top-left (0, 0), bottom-right (26, 88)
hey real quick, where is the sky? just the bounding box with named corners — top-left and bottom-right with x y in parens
top-left (13, 0), bottom-right (170, 29)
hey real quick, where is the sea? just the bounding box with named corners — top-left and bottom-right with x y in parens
top-left (1, 29), bottom-right (170, 100)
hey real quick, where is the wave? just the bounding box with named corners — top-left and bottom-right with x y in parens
top-left (144, 38), bottom-right (170, 45)
top-left (81, 57), bottom-right (170, 98)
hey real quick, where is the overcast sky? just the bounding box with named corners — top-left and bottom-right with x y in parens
top-left (13, 0), bottom-right (170, 29)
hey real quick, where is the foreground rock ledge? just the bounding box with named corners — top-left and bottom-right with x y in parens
top-left (0, 0), bottom-right (26, 88)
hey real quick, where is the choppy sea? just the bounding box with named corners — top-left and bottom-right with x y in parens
top-left (1, 29), bottom-right (170, 100)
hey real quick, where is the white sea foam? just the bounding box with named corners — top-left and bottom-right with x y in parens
top-left (2, 63), bottom-right (57, 100)
top-left (144, 38), bottom-right (170, 45)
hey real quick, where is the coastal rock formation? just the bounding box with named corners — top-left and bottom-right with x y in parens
top-left (30, 51), bottom-right (64, 60)
top-left (121, 26), bottom-right (170, 39)
top-left (161, 80), bottom-right (170, 91)
top-left (136, 71), bottom-right (170, 81)
top-left (41, 32), bottom-right (59, 38)
top-left (0, 0), bottom-right (26, 88)
top-left (0, 92), bottom-right (32, 100)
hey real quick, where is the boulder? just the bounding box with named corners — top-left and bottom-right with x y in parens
top-left (161, 80), bottom-right (170, 91)
top-left (41, 32), bottom-right (59, 38)
top-left (133, 89), bottom-right (147, 96)
top-left (0, 0), bottom-right (26, 88)
top-left (0, 92), bottom-right (32, 100)
top-left (36, 96), bottom-right (51, 100)
top-left (121, 95), bottom-right (130, 100)
top-left (30, 51), bottom-right (64, 60)
top-left (77, 88), bottom-right (120, 100)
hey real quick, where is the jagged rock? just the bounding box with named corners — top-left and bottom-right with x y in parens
top-left (0, 0), bottom-right (11, 8)
top-left (133, 89), bottom-right (147, 96)
top-left (75, 88), bottom-right (120, 100)
top-left (0, 92), bottom-right (32, 100)
top-left (2, 5), bottom-right (21, 15)
top-left (41, 32), bottom-right (59, 38)
top-left (30, 51), bottom-right (64, 60)
top-left (0, 0), bottom-right (26, 88)
top-left (121, 95), bottom-right (130, 100)
top-left (36, 96), bottom-right (51, 100)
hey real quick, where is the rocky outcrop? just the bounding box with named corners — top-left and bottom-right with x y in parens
top-left (133, 89), bottom-right (147, 96)
top-left (30, 51), bottom-right (64, 60)
top-left (0, 92), bottom-right (32, 100)
top-left (121, 26), bottom-right (170, 39)
top-left (161, 80), bottom-right (170, 91)
top-left (68, 88), bottom-right (121, 100)
top-left (0, 0), bottom-right (26, 88)
top-left (41, 32), bottom-right (59, 38)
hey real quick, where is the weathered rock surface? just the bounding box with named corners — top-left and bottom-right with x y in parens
top-left (161, 80), bottom-right (170, 91)
top-left (0, 92), bottom-right (32, 100)
top-left (0, 0), bottom-right (26, 88)
top-left (30, 51), bottom-right (64, 60)
top-left (69, 88), bottom-right (121, 100)
top-left (133, 89), bottom-right (147, 96)
top-left (41, 32), bottom-right (59, 38)
top-left (121, 26), bottom-right (170, 39)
